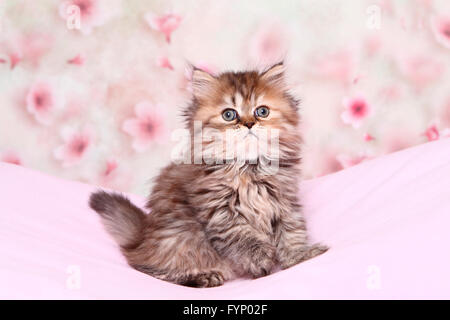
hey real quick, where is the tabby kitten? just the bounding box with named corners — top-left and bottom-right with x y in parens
top-left (89, 62), bottom-right (328, 288)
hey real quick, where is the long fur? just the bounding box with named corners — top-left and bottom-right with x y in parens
top-left (89, 63), bottom-right (328, 288)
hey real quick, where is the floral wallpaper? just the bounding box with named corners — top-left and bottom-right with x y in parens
top-left (1, 0), bottom-right (450, 196)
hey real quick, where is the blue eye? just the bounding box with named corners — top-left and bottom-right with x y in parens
top-left (255, 106), bottom-right (270, 118)
top-left (222, 109), bottom-right (237, 121)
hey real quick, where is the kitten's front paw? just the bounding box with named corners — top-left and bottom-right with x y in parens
top-left (247, 243), bottom-right (276, 278)
top-left (280, 243), bottom-right (329, 270)
top-left (184, 271), bottom-right (225, 288)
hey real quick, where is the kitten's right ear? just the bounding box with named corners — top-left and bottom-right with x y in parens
top-left (191, 66), bottom-right (218, 99)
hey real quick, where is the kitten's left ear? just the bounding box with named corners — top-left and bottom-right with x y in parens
top-left (260, 61), bottom-right (285, 87)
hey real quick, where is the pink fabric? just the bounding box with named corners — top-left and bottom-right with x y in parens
top-left (1, 139), bottom-right (450, 299)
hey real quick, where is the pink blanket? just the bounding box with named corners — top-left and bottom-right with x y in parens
top-left (2, 139), bottom-right (450, 299)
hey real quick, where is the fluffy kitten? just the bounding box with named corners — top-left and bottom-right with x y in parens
top-left (89, 62), bottom-right (328, 288)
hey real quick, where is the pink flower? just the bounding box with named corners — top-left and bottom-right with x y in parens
top-left (98, 159), bottom-right (132, 191)
top-left (424, 125), bottom-right (450, 141)
top-left (145, 13), bottom-right (182, 43)
top-left (103, 159), bottom-right (118, 176)
top-left (341, 95), bottom-right (372, 128)
top-left (157, 56), bottom-right (174, 70)
top-left (1, 32), bottom-right (52, 69)
top-left (1, 152), bottom-right (22, 166)
top-left (68, 53), bottom-right (85, 65)
top-left (122, 101), bottom-right (167, 152)
top-left (425, 125), bottom-right (440, 141)
top-left (9, 52), bottom-right (22, 69)
top-left (54, 127), bottom-right (93, 167)
top-left (59, 0), bottom-right (118, 34)
top-left (26, 82), bottom-right (58, 125)
top-left (364, 133), bottom-right (375, 141)
top-left (431, 15), bottom-right (450, 49)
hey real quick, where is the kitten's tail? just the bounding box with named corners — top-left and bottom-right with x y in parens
top-left (89, 191), bottom-right (146, 249)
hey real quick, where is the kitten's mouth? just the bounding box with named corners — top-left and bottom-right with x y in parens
top-left (244, 131), bottom-right (259, 140)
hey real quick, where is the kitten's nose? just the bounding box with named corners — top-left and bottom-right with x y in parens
top-left (243, 121), bottom-right (255, 129)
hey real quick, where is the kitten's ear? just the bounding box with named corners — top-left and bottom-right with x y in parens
top-left (191, 67), bottom-right (218, 99)
top-left (260, 61), bottom-right (285, 87)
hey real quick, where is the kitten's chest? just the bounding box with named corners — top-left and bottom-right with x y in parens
top-left (194, 165), bottom-right (293, 233)
top-left (228, 172), bottom-right (282, 232)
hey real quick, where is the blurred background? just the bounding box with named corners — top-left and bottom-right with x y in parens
top-left (1, 0), bottom-right (450, 196)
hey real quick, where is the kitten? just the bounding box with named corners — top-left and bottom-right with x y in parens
top-left (89, 62), bottom-right (328, 288)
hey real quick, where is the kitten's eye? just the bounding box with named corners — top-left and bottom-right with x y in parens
top-left (255, 106), bottom-right (270, 118)
top-left (222, 109), bottom-right (237, 121)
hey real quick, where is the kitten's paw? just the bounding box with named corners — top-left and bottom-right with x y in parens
top-left (280, 243), bottom-right (329, 269)
top-left (247, 243), bottom-right (276, 278)
top-left (183, 271), bottom-right (225, 288)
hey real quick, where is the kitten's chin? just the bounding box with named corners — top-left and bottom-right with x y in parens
top-left (202, 132), bottom-right (281, 166)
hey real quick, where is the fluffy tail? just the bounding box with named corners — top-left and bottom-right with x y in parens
top-left (89, 190), bottom-right (146, 249)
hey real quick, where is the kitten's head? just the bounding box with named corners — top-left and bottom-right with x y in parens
top-left (185, 62), bottom-right (301, 166)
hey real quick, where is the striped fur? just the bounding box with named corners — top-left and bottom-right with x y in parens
top-left (89, 62), bottom-right (328, 287)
